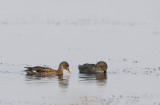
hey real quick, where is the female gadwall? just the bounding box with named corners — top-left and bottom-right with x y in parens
top-left (25, 61), bottom-right (71, 75)
top-left (78, 61), bottom-right (108, 74)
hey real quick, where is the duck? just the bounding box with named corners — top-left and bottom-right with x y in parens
top-left (24, 61), bottom-right (71, 75)
top-left (78, 61), bottom-right (108, 74)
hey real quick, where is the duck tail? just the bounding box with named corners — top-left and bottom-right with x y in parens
top-left (24, 67), bottom-right (33, 70)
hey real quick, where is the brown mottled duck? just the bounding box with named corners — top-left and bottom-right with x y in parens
top-left (25, 61), bottom-right (71, 75)
top-left (78, 61), bottom-right (108, 74)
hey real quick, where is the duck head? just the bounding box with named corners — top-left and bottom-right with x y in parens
top-left (96, 61), bottom-right (108, 72)
top-left (60, 61), bottom-right (71, 74)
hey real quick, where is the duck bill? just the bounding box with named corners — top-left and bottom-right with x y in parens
top-left (66, 68), bottom-right (71, 74)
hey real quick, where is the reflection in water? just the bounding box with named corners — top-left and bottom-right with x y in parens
top-left (58, 75), bottom-right (70, 88)
top-left (25, 75), bottom-right (70, 88)
top-left (79, 73), bottom-right (107, 86)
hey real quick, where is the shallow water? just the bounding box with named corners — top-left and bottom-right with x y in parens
top-left (0, 0), bottom-right (160, 105)
top-left (0, 60), bottom-right (160, 105)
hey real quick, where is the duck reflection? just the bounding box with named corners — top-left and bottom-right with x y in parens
top-left (79, 73), bottom-right (107, 86)
top-left (25, 74), bottom-right (70, 88)
top-left (58, 75), bottom-right (70, 88)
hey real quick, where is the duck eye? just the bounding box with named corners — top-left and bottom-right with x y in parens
top-left (66, 64), bottom-right (69, 67)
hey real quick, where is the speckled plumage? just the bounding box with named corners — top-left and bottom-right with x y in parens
top-left (25, 61), bottom-right (70, 75)
top-left (78, 61), bottom-right (108, 74)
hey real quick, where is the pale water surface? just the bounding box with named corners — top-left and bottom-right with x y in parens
top-left (0, 0), bottom-right (160, 105)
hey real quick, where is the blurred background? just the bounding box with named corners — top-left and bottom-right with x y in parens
top-left (0, 0), bottom-right (159, 66)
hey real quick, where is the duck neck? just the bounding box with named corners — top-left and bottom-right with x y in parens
top-left (58, 65), bottom-right (64, 74)
top-left (96, 64), bottom-right (101, 69)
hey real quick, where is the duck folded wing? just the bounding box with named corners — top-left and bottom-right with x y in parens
top-left (79, 64), bottom-right (96, 73)
top-left (79, 64), bottom-right (96, 69)
top-left (24, 66), bottom-right (52, 72)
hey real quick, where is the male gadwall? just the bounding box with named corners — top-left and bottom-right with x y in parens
top-left (25, 61), bottom-right (71, 75)
top-left (78, 61), bottom-right (108, 73)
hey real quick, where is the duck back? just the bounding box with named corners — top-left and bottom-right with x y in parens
top-left (79, 64), bottom-right (104, 74)
top-left (25, 66), bottom-right (57, 75)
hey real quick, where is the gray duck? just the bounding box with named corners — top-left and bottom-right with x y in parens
top-left (78, 61), bottom-right (108, 74)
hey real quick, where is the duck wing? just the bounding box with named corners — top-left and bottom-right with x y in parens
top-left (78, 64), bottom-right (96, 73)
top-left (24, 66), bottom-right (53, 72)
